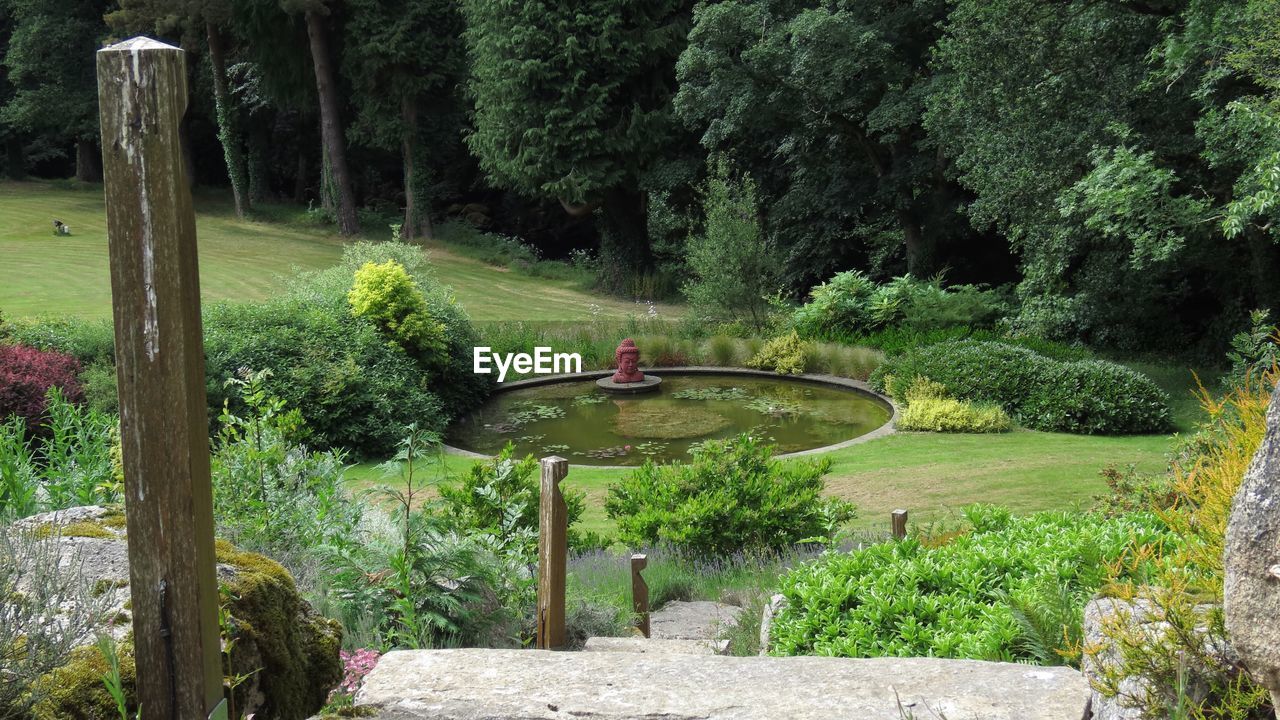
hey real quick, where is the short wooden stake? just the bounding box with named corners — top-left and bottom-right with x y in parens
top-left (96, 37), bottom-right (224, 720)
top-left (891, 509), bottom-right (909, 540)
top-left (631, 554), bottom-right (650, 638)
top-left (537, 456), bottom-right (569, 649)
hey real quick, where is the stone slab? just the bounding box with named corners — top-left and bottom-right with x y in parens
top-left (356, 649), bottom-right (1090, 720)
top-left (649, 600), bottom-right (742, 640)
top-left (583, 636), bottom-right (729, 655)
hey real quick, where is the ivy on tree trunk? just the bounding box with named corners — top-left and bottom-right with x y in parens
top-left (305, 10), bottom-right (360, 235)
top-left (207, 22), bottom-right (250, 218)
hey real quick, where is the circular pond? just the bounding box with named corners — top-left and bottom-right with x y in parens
top-left (446, 371), bottom-right (893, 466)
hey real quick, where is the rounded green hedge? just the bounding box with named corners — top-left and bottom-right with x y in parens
top-left (870, 339), bottom-right (1170, 434)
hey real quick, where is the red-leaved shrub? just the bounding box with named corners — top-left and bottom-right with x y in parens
top-left (0, 343), bottom-right (84, 434)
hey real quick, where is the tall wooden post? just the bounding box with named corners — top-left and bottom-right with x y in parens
top-left (537, 456), bottom-right (569, 650)
top-left (631, 554), bottom-right (650, 638)
top-left (97, 37), bottom-right (225, 720)
top-left (892, 509), bottom-right (909, 540)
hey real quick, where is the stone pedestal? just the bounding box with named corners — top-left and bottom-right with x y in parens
top-left (596, 375), bottom-right (662, 394)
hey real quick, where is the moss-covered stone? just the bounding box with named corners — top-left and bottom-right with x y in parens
top-left (15, 528), bottom-right (340, 720)
top-left (28, 642), bottom-right (138, 720)
top-left (91, 579), bottom-right (127, 597)
top-left (29, 521), bottom-right (116, 541)
top-left (215, 540), bottom-right (343, 720)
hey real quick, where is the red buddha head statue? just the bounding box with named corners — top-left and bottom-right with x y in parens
top-left (612, 338), bottom-right (644, 383)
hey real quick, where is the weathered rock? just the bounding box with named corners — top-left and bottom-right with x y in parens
top-left (757, 593), bottom-right (786, 656)
top-left (4, 506), bottom-right (341, 720)
top-left (1224, 383), bottom-right (1280, 711)
top-left (649, 600), bottom-right (742, 641)
top-left (355, 649), bottom-right (1090, 720)
top-left (1081, 597), bottom-right (1237, 720)
top-left (583, 636), bottom-right (728, 655)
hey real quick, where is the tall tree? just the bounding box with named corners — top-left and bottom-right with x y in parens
top-left (928, 0), bottom-right (1279, 351)
top-left (343, 0), bottom-right (465, 240)
top-left (0, 1), bottom-right (25, 179)
top-left (282, 0), bottom-right (359, 234)
top-left (675, 0), bottom-right (963, 282)
top-left (1, 0), bottom-right (110, 182)
top-left (462, 0), bottom-right (692, 288)
top-left (108, 0), bottom-right (254, 215)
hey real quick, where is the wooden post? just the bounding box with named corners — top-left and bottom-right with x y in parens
top-left (97, 37), bottom-right (225, 720)
top-left (891, 509), bottom-right (909, 540)
top-left (537, 456), bottom-right (569, 649)
top-left (631, 553), bottom-right (650, 638)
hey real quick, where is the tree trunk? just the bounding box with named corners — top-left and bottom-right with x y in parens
top-left (597, 187), bottom-right (653, 294)
top-left (898, 207), bottom-right (933, 278)
top-left (207, 23), bottom-right (250, 218)
top-left (5, 137), bottom-right (25, 180)
top-left (400, 97), bottom-right (431, 240)
top-left (305, 10), bottom-right (360, 235)
top-left (75, 138), bottom-right (100, 182)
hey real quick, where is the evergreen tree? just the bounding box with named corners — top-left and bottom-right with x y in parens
top-left (1, 0), bottom-right (110, 182)
top-left (462, 0), bottom-right (693, 288)
top-left (343, 0), bottom-right (465, 240)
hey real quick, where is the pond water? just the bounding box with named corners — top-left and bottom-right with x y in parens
top-left (447, 374), bottom-right (891, 466)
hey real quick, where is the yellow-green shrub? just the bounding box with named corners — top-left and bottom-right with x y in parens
top-left (899, 396), bottom-right (1011, 433)
top-left (747, 332), bottom-right (810, 375)
top-left (896, 376), bottom-right (1011, 433)
top-left (348, 261), bottom-right (447, 364)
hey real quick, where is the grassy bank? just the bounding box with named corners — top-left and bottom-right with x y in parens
top-left (0, 181), bottom-right (678, 322)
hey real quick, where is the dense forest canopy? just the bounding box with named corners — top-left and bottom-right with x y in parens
top-left (1, 0), bottom-right (1278, 356)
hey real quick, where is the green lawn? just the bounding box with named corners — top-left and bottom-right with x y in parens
top-left (346, 426), bottom-right (1175, 538)
top-left (0, 181), bottom-right (677, 322)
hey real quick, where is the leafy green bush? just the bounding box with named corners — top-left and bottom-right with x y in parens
top-left (204, 298), bottom-right (445, 457)
top-left (768, 506), bottom-right (1172, 664)
top-left (792, 272), bottom-right (1006, 339)
top-left (897, 378), bottom-right (1011, 433)
top-left (323, 427), bottom-right (519, 650)
top-left (348, 260), bottom-right (448, 367)
top-left (604, 434), bottom-right (855, 558)
top-left (1, 316), bottom-right (115, 368)
top-left (746, 331), bottom-right (810, 375)
top-left (872, 340), bottom-right (1169, 434)
top-left (1020, 360), bottom-right (1173, 434)
top-left (438, 445), bottom-right (590, 557)
top-left (1225, 308), bottom-right (1278, 387)
top-left (289, 241), bottom-right (492, 416)
top-left (0, 390), bottom-right (118, 519)
top-left (211, 370), bottom-right (362, 557)
top-left (683, 159), bottom-right (782, 329)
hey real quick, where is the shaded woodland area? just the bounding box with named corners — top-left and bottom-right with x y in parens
top-left (2, 0), bottom-right (1280, 356)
